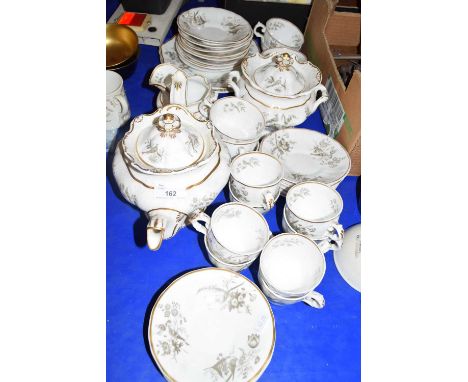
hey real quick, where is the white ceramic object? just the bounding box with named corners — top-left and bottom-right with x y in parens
top-left (285, 181), bottom-right (344, 240)
top-left (191, 202), bottom-right (271, 264)
top-left (160, 36), bottom-right (259, 92)
top-left (204, 235), bottom-right (255, 272)
top-left (217, 137), bottom-right (259, 160)
top-left (259, 128), bottom-right (351, 188)
top-left (259, 233), bottom-right (326, 308)
top-left (262, 47), bottom-right (308, 63)
top-left (149, 64), bottom-right (215, 119)
top-left (281, 210), bottom-right (343, 254)
top-left (228, 51), bottom-right (328, 127)
top-left (106, 70), bottom-right (130, 151)
top-left (230, 152), bottom-right (283, 211)
top-left (334, 224), bottom-right (361, 292)
top-left (148, 268), bottom-right (275, 382)
top-left (209, 96), bottom-right (265, 143)
top-left (254, 18), bottom-right (304, 51)
top-left (112, 105), bottom-right (230, 251)
top-left (177, 7), bottom-right (252, 44)
top-left (228, 183), bottom-right (271, 214)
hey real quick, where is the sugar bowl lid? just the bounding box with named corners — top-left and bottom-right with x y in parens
top-left (253, 53), bottom-right (305, 96)
top-left (136, 113), bottom-right (205, 171)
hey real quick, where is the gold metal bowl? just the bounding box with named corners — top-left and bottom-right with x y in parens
top-left (106, 24), bottom-right (139, 68)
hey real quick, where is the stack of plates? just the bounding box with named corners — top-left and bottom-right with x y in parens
top-left (176, 7), bottom-right (253, 72)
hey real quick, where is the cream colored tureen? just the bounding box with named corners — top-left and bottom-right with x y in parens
top-left (113, 104), bottom-right (230, 251)
top-left (228, 51), bottom-right (329, 128)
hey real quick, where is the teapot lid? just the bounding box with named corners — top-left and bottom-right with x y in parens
top-left (136, 113), bottom-right (205, 171)
top-left (252, 53), bottom-right (305, 96)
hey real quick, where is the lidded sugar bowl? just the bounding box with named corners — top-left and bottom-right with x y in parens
top-left (228, 51), bottom-right (329, 128)
top-left (112, 104), bottom-right (230, 251)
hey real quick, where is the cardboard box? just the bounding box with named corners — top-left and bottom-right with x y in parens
top-left (303, 0), bottom-right (361, 175)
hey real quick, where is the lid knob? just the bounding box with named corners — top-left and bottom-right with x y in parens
top-left (274, 53), bottom-right (294, 71)
top-left (153, 113), bottom-right (182, 138)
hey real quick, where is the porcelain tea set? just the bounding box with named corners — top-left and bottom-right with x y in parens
top-left (109, 6), bottom-right (357, 381)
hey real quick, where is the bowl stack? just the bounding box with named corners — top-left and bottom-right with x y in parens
top-left (176, 7), bottom-right (252, 72)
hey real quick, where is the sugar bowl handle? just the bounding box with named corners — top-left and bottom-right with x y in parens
top-left (191, 211), bottom-right (211, 235)
top-left (302, 290), bottom-right (325, 309)
top-left (253, 22), bottom-right (266, 39)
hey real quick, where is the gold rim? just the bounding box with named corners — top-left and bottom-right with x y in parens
top-left (245, 85), bottom-right (312, 110)
top-left (148, 267), bottom-right (276, 382)
top-left (185, 146), bottom-right (221, 190)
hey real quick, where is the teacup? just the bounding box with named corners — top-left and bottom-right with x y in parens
top-left (228, 183), bottom-right (270, 214)
top-left (259, 233), bottom-right (326, 308)
top-left (281, 210), bottom-right (343, 253)
top-left (285, 181), bottom-right (344, 240)
top-left (192, 202), bottom-right (271, 264)
top-left (209, 97), bottom-right (265, 159)
top-left (106, 70), bottom-right (130, 151)
top-left (254, 18), bottom-right (304, 51)
top-left (204, 235), bottom-right (255, 272)
top-left (258, 271), bottom-right (324, 308)
top-left (230, 152), bottom-right (283, 211)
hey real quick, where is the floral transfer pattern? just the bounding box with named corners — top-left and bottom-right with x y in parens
top-left (288, 187), bottom-right (311, 203)
top-left (205, 334), bottom-right (262, 381)
top-left (232, 157), bottom-right (260, 174)
top-left (223, 101), bottom-right (246, 113)
top-left (230, 181), bottom-right (250, 203)
top-left (285, 209), bottom-right (317, 236)
top-left (190, 192), bottom-right (218, 211)
top-left (197, 276), bottom-right (257, 314)
top-left (310, 139), bottom-right (347, 168)
top-left (155, 301), bottom-right (189, 361)
top-left (270, 235), bottom-right (303, 248)
top-left (270, 133), bottom-right (296, 159)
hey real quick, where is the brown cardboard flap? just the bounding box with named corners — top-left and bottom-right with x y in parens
top-left (326, 12), bottom-right (360, 47)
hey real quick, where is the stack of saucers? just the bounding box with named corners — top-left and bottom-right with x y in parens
top-left (176, 7), bottom-right (253, 72)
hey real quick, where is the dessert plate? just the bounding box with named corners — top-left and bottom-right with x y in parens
top-left (177, 7), bottom-right (252, 43)
top-left (333, 224), bottom-right (361, 292)
top-left (259, 128), bottom-right (351, 187)
top-left (160, 36), bottom-right (259, 92)
top-left (148, 268), bottom-right (276, 382)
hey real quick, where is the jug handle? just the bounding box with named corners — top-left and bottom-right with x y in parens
top-left (227, 71), bottom-right (245, 98)
top-left (169, 70), bottom-right (188, 106)
top-left (147, 217), bottom-right (165, 251)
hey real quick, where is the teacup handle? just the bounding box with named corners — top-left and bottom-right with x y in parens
top-left (327, 223), bottom-right (344, 241)
top-left (306, 84), bottom-right (329, 116)
top-left (114, 94), bottom-right (129, 116)
top-left (253, 22), bottom-right (266, 39)
top-left (227, 71), bottom-right (245, 98)
top-left (190, 211), bottom-right (211, 235)
top-left (302, 290), bottom-right (325, 309)
top-left (316, 235), bottom-right (343, 254)
top-left (262, 191), bottom-right (275, 210)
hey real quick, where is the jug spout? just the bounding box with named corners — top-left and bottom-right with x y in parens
top-left (148, 63), bottom-right (178, 90)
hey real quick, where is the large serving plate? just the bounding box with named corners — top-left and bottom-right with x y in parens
top-left (148, 268), bottom-right (276, 382)
top-left (160, 36), bottom-right (259, 92)
top-left (259, 128), bottom-right (351, 187)
top-left (334, 224), bottom-right (361, 292)
top-left (177, 7), bottom-right (252, 44)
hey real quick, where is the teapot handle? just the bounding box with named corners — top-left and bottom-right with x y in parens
top-left (227, 71), bottom-right (245, 98)
top-left (147, 217), bottom-right (165, 251)
top-left (169, 70), bottom-right (188, 106)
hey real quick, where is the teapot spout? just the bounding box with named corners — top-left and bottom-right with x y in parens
top-left (146, 215), bottom-right (166, 251)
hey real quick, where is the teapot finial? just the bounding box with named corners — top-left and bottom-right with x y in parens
top-left (275, 53), bottom-right (294, 71)
top-left (154, 113), bottom-right (182, 138)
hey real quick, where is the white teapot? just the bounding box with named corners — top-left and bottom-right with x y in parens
top-left (112, 104), bottom-right (230, 251)
top-left (149, 63), bottom-right (215, 120)
top-left (228, 51), bottom-right (329, 128)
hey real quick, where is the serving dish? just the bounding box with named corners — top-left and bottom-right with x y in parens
top-left (148, 268), bottom-right (276, 381)
top-left (259, 128), bottom-right (351, 188)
